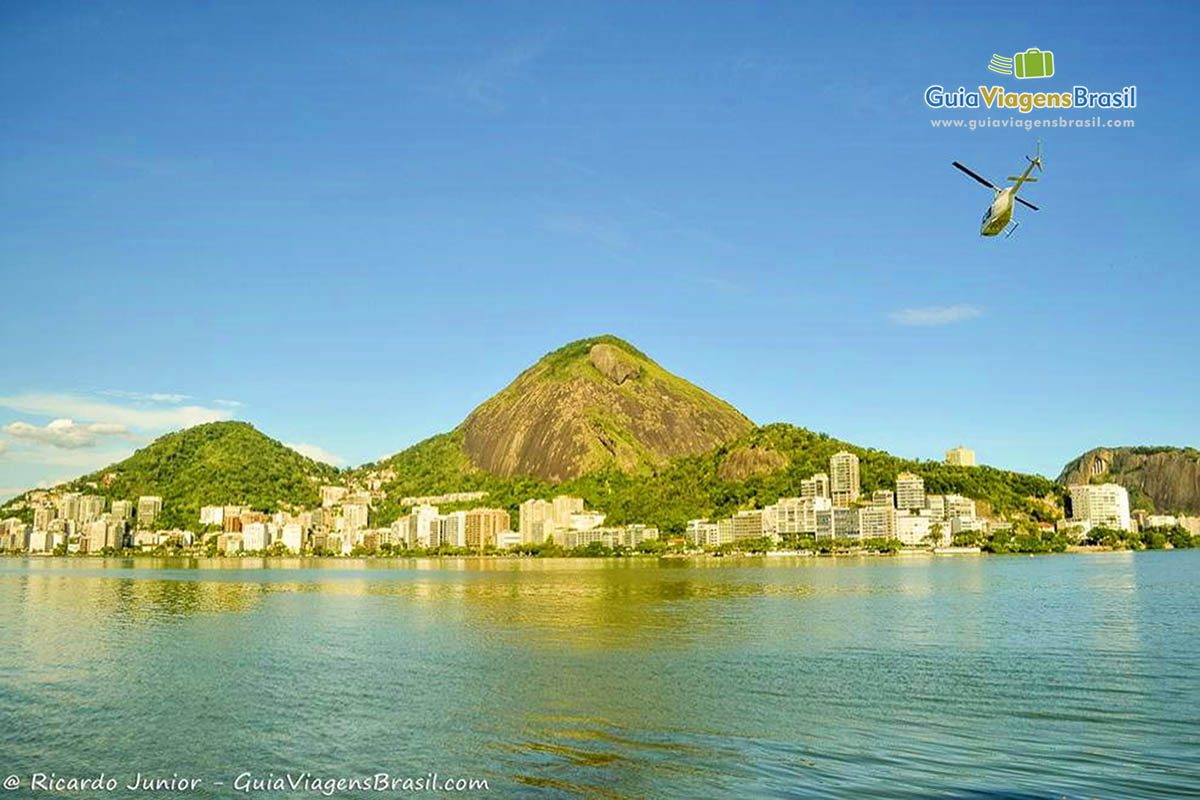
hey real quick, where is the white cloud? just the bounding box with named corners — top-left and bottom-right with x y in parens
top-left (888, 304), bottom-right (982, 326)
top-left (284, 442), bottom-right (348, 467)
top-left (0, 440), bottom-right (7, 456)
top-left (214, 398), bottom-right (244, 408)
top-left (100, 390), bottom-right (192, 404)
top-left (3, 419), bottom-right (132, 449)
top-left (20, 445), bottom-right (137, 470)
top-left (0, 393), bottom-right (232, 430)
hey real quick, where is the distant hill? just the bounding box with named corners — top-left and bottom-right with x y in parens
top-left (2, 422), bottom-right (341, 529)
top-left (457, 335), bottom-right (754, 481)
top-left (1058, 446), bottom-right (1200, 514)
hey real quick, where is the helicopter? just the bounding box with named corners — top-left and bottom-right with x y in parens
top-left (953, 140), bottom-right (1043, 238)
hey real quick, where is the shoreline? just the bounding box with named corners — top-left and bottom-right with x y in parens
top-left (0, 544), bottom-right (1170, 562)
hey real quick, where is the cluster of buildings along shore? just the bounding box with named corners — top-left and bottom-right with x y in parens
top-left (2, 446), bottom-right (1198, 556)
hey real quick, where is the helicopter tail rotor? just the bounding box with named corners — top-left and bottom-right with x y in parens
top-left (1026, 138), bottom-right (1044, 172)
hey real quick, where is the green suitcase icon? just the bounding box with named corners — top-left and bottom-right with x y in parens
top-left (1014, 48), bottom-right (1054, 79)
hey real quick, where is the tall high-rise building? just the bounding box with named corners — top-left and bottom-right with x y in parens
top-left (242, 522), bottom-right (269, 551)
top-left (79, 495), bottom-right (106, 524)
top-left (110, 500), bottom-right (133, 521)
top-left (945, 446), bottom-right (977, 467)
top-left (800, 473), bottom-right (831, 500)
top-left (342, 502), bottom-right (369, 534)
top-left (518, 498), bottom-right (553, 543)
top-left (552, 495), bottom-right (584, 525)
top-left (33, 506), bottom-right (57, 531)
top-left (894, 472), bottom-right (926, 511)
top-left (281, 522), bottom-right (305, 554)
top-left (408, 504), bottom-right (441, 548)
top-left (829, 451), bottom-right (860, 507)
top-left (464, 508), bottom-right (511, 550)
top-left (136, 496), bottom-right (162, 528)
top-left (1068, 484), bottom-right (1131, 532)
top-left (57, 493), bottom-right (81, 522)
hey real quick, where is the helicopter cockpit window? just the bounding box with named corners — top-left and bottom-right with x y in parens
top-left (982, 208), bottom-right (991, 223)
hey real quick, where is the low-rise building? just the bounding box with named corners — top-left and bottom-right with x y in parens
top-left (895, 509), bottom-right (945, 546)
top-left (199, 505), bottom-right (225, 526)
top-left (859, 505), bottom-right (896, 540)
top-left (800, 473), bottom-right (831, 500)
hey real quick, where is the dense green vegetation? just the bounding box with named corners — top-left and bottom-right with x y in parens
top-left (1082, 524), bottom-right (1194, 551)
top-left (361, 423), bottom-right (1060, 534)
top-left (0, 422), bottom-right (341, 529)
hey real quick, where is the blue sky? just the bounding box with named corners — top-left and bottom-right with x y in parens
top-left (1, 1), bottom-right (1197, 498)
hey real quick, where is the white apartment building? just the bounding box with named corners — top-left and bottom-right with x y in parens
top-left (895, 473), bottom-right (925, 511)
top-left (552, 495), bottom-right (584, 524)
top-left (281, 522), bottom-right (304, 554)
top-left (320, 485), bottom-right (348, 507)
top-left (28, 529), bottom-right (52, 554)
top-left (79, 495), bottom-right (105, 524)
top-left (815, 506), bottom-right (860, 540)
top-left (859, 505), bottom-right (896, 540)
top-left (687, 519), bottom-right (723, 547)
top-left (518, 498), bottom-right (553, 543)
top-left (943, 494), bottom-right (977, 520)
top-left (408, 504), bottom-right (441, 549)
top-left (895, 509), bottom-right (945, 546)
top-left (800, 473), bottom-right (831, 500)
top-left (242, 522), bottom-right (268, 551)
top-left (1067, 483), bottom-right (1131, 532)
top-left (199, 505), bottom-right (225, 526)
top-left (342, 503), bottom-right (370, 534)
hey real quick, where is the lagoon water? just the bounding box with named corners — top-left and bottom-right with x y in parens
top-left (0, 552), bottom-right (1197, 798)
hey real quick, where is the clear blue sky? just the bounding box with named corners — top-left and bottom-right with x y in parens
top-left (2, 1), bottom-right (1197, 498)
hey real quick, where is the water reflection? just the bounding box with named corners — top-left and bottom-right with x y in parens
top-left (0, 554), bottom-right (1197, 799)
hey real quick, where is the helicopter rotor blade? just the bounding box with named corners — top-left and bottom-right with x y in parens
top-left (952, 161), bottom-right (997, 190)
top-left (1015, 197), bottom-right (1039, 211)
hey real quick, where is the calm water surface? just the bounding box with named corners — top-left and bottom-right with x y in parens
top-left (0, 553), bottom-right (1197, 798)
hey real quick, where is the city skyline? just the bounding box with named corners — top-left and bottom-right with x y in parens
top-left (3, 2), bottom-right (1198, 497)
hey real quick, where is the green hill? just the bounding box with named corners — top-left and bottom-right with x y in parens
top-left (3, 421), bottom-right (341, 529)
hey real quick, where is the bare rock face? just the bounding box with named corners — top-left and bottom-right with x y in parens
top-left (588, 343), bottom-right (640, 384)
top-left (717, 446), bottom-right (789, 482)
top-left (459, 336), bottom-right (754, 481)
top-left (1058, 447), bottom-right (1200, 513)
